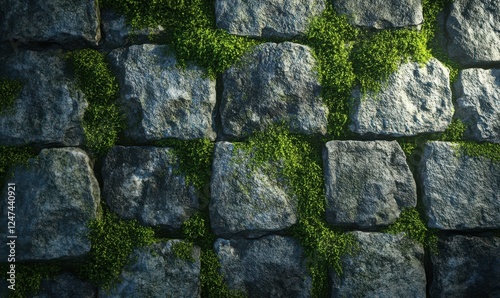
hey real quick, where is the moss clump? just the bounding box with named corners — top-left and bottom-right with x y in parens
top-left (101, 0), bottom-right (258, 78)
top-left (305, 1), bottom-right (456, 137)
top-left (0, 78), bottom-right (23, 115)
top-left (0, 263), bottom-right (61, 298)
top-left (172, 241), bottom-right (196, 262)
top-left (155, 138), bottom-right (214, 191)
top-left (235, 125), bottom-right (355, 297)
top-left (458, 142), bottom-right (500, 163)
top-left (0, 146), bottom-right (35, 185)
top-left (79, 208), bottom-right (156, 291)
top-left (384, 208), bottom-right (437, 252)
top-left (66, 49), bottom-right (124, 156)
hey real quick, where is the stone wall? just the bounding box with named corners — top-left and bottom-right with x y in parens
top-left (1, 0), bottom-right (499, 297)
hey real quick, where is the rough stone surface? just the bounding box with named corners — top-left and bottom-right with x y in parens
top-left (0, 0), bottom-right (100, 47)
top-left (107, 44), bottom-right (217, 142)
top-left (210, 142), bottom-right (297, 237)
top-left (102, 146), bottom-right (200, 232)
top-left (100, 240), bottom-right (201, 298)
top-left (0, 50), bottom-right (86, 146)
top-left (350, 58), bottom-right (453, 137)
top-left (455, 68), bottom-right (500, 144)
top-left (221, 42), bottom-right (327, 138)
top-left (0, 148), bottom-right (100, 261)
top-left (431, 235), bottom-right (500, 297)
top-left (420, 141), bottom-right (500, 230)
top-left (446, 0), bottom-right (500, 66)
top-left (35, 273), bottom-right (96, 298)
top-left (324, 141), bottom-right (416, 228)
top-left (331, 231), bottom-right (426, 297)
top-left (215, 0), bottom-right (325, 39)
top-left (100, 10), bottom-right (165, 49)
top-left (334, 0), bottom-right (423, 29)
top-left (214, 235), bottom-right (312, 297)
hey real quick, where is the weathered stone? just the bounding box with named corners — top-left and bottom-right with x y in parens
top-left (431, 235), bottom-right (500, 297)
top-left (0, 148), bottom-right (100, 261)
top-left (455, 68), bottom-right (500, 144)
top-left (350, 58), bottom-right (453, 137)
top-left (0, 50), bottom-right (86, 146)
top-left (221, 42), bottom-right (327, 138)
top-left (447, 0), bottom-right (500, 66)
top-left (107, 44), bottom-right (216, 142)
top-left (100, 240), bottom-right (201, 298)
top-left (210, 142), bottom-right (297, 237)
top-left (100, 10), bottom-right (166, 49)
top-left (331, 231), bottom-right (426, 297)
top-left (214, 235), bottom-right (312, 297)
top-left (35, 272), bottom-right (96, 298)
top-left (334, 0), bottom-right (423, 29)
top-left (324, 141), bottom-right (416, 228)
top-left (102, 146), bottom-right (199, 232)
top-left (0, 0), bottom-right (100, 47)
top-left (420, 142), bottom-right (500, 230)
top-left (215, 0), bottom-right (325, 39)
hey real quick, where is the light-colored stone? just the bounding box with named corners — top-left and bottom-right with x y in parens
top-left (455, 68), bottom-right (500, 144)
top-left (350, 58), bottom-right (453, 137)
top-left (215, 0), bottom-right (325, 38)
top-left (107, 44), bottom-right (217, 142)
top-left (331, 232), bottom-right (426, 297)
top-left (324, 141), bottom-right (416, 228)
top-left (0, 50), bottom-right (86, 146)
top-left (221, 42), bottom-right (327, 138)
top-left (0, 148), bottom-right (100, 261)
top-left (210, 142), bottom-right (297, 237)
top-left (215, 235), bottom-right (312, 297)
top-left (0, 0), bottom-right (100, 47)
top-left (447, 0), bottom-right (500, 66)
top-left (102, 146), bottom-right (200, 232)
top-left (420, 141), bottom-right (500, 230)
top-left (334, 0), bottom-right (423, 29)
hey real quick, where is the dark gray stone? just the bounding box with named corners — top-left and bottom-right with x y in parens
top-left (324, 141), bottom-right (416, 228)
top-left (0, 148), bottom-right (100, 261)
top-left (0, 0), bottom-right (100, 47)
top-left (102, 146), bottom-right (200, 232)
top-left (35, 272), bottom-right (96, 298)
top-left (100, 240), bottom-right (201, 298)
top-left (107, 44), bottom-right (217, 142)
top-left (214, 235), bottom-right (312, 297)
top-left (455, 68), bottom-right (500, 144)
top-left (100, 10), bottom-right (166, 49)
top-left (431, 235), bottom-right (500, 297)
top-left (331, 231), bottom-right (426, 298)
top-left (210, 142), bottom-right (297, 237)
top-left (350, 58), bottom-right (453, 137)
top-left (0, 50), bottom-right (86, 146)
top-left (420, 141), bottom-right (500, 230)
top-left (334, 0), bottom-right (423, 29)
top-left (447, 0), bottom-right (500, 66)
top-left (215, 0), bottom-right (325, 39)
top-left (221, 42), bottom-right (327, 138)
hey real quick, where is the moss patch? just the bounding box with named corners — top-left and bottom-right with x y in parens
top-left (66, 49), bottom-right (125, 156)
top-left (234, 125), bottom-right (355, 297)
top-left (0, 263), bottom-right (61, 298)
top-left (457, 142), bottom-right (500, 163)
top-left (0, 146), bottom-right (35, 186)
top-left (78, 208), bottom-right (156, 291)
top-left (101, 0), bottom-right (258, 78)
top-left (0, 78), bottom-right (23, 115)
top-left (172, 241), bottom-right (196, 262)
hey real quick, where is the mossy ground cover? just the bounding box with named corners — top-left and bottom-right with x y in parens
top-left (0, 78), bottom-right (23, 115)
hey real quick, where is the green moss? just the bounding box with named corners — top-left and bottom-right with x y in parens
top-left (457, 142), bottom-right (500, 163)
top-left (79, 208), bottom-right (156, 291)
top-left (0, 146), bottom-right (35, 185)
top-left (0, 78), bottom-right (23, 115)
top-left (155, 138), bottom-right (214, 191)
top-left (0, 263), bottom-right (61, 298)
top-left (384, 208), bottom-right (437, 252)
top-left (172, 241), bottom-right (196, 262)
top-left (101, 0), bottom-right (258, 78)
top-left (66, 49), bottom-right (125, 156)
top-left (235, 125), bottom-right (355, 297)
